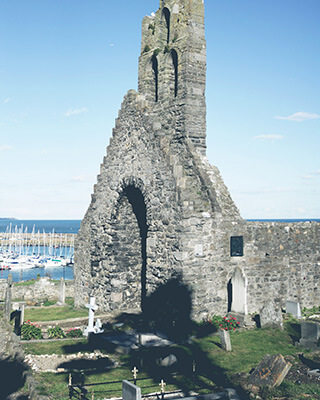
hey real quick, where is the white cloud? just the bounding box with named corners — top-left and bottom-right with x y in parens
top-left (0, 145), bottom-right (13, 152)
top-left (275, 112), bottom-right (320, 122)
top-left (4, 97), bottom-right (10, 103)
top-left (302, 170), bottom-right (320, 180)
top-left (252, 134), bottom-right (283, 141)
top-left (64, 107), bottom-right (88, 117)
top-left (70, 174), bottom-right (91, 182)
top-left (109, 43), bottom-right (115, 47)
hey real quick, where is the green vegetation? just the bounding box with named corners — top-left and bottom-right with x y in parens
top-left (14, 280), bottom-right (36, 287)
top-left (24, 305), bottom-right (87, 322)
top-left (148, 23), bottom-right (155, 35)
top-left (143, 44), bottom-right (151, 53)
top-left (47, 326), bottom-right (65, 339)
top-left (153, 48), bottom-right (161, 57)
top-left (20, 310), bottom-right (320, 400)
top-left (261, 380), bottom-right (320, 400)
top-left (21, 321), bottom-right (42, 340)
top-left (164, 44), bottom-right (170, 53)
top-left (65, 328), bottom-right (83, 338)
top-left (22, 338), bottom-right (88, 355)
top-left (302, 305), bottom-right (320, 317)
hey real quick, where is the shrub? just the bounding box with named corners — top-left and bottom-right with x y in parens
top-left (148, 23), bottom-right (155, 35)
top-left (219, 315), bottom-right (240, 331)
top-left (143, 45), bottom-right (151, 53)
top-left (47, 326), bottom-right (65, 339)
top-left (195, 316), bottom-right (222, 337)
top-left (195, 315), bottom-right (240, 337)
top-left (164, 44), bottom-right (170, 53)
top-left (21, 320), bottom-right (42, 340)
top-left (65, 328), bottom-right (83, 338)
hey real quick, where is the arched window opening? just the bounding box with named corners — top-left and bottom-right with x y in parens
top-left (122, 185), bottom-right (148, 309)
top-left (163, 7), bottom-right (170, 44)
top-left (151, 55), bottom-right (159, 102)
top-left (171, 49), bottom-right (178, 97)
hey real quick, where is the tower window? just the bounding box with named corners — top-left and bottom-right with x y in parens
top-left (151, 55), bottom-right (159, 102)
top-left (171, 49), bottom-right (178, 97)
top-left (163, 7), bottom-right (170, 44)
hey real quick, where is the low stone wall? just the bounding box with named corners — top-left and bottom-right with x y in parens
top-left (0, 277), bottom-right (74, 302)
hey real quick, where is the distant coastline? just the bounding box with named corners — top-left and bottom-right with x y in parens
top-left (0, 217), bottom-right (17, 220)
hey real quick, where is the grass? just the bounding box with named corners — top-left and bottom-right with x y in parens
top-left (22, 339), bottom-right (89, 355)
top-left (195, 326), bottom-right (297, 377)
top-left (24, 305), bottom-right (87, 322)
top-left (20, 313), bottom-right (320, 400)
top-left (14, 280), bottom-right (37, 287)
top-left (23, 322), bottom-right (309, 400)
top-left (261, 381), bottom-right (320, 400)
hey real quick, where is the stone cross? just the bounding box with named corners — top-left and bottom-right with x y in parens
top-left (159, 379), bottom-right (166, 393)
top-left (219, 328), bottom-right (232, 352)
top-left (4, 274), bottom-right (13, 322)
top-left (84, 296), bottom-right (98, 336)
top-left (132, 367), bottom-right (138, 380)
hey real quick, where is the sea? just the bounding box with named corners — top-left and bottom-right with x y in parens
top-left (1, 218), bottom-right (319, 283)
top-left (0, 219), bottom-right (81, 282)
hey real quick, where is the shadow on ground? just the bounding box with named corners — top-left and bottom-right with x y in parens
top-left (0, 357), bottom-right (29, 399)
top-left (58, 276), bottom-right (250, 399)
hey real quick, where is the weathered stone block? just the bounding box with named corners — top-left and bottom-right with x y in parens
top-left (248, 354), bottom-right (291, 388)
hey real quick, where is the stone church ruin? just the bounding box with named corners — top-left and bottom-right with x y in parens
top-left (75, 0), bottom-right (320, 320)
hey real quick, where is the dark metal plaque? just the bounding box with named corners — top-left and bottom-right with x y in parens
top-left (230, 236), bottom-right (243, 257)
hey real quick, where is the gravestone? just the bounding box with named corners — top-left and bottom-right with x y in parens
top-left (122, 380), bottom-right (141, 400)
top-left (158, 354), bottom-right (177, 367)
top-left (219, 328), bottom-right (232, 351)
top-left (19, 302), bottom-right (25, 325)
top-left (58, 277), bottom-right (66, 304)
top-left (84, 296), bottom-right (103, 336)
top-left (286, 300), bottom-right (301, 319)
top-left (231, 267), bottom-right (248, 315)
top-left (4, 274), bottom-right (13, 321)
top-left (260, 300), bottom-right (283, 330)
top-left (299, 321), bottom-right (320, 350)
top-left (248, 354), bottom-right (292, 388)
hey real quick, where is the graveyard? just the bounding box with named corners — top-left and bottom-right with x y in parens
top-left (1, 0), bottom-right (320, 399)
top-left (1, 276), bottom-right (320, 399)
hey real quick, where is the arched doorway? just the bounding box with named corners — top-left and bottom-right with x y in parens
top-left (110, 184), bottom-right (148, 310)
top-left (229, 267), bottom-right (248, 315)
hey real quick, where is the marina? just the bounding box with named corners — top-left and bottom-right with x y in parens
top-left (0, 222), bottom-right (76, 280)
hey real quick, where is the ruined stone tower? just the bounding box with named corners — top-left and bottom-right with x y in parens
top-left (75, 0), bottom-right (320, 319)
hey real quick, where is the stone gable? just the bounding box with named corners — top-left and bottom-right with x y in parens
top-left (75, 0), bottom-right (320, 319)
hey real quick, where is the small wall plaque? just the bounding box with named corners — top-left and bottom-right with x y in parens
top-left (230, 236), bottom-right (243, 257)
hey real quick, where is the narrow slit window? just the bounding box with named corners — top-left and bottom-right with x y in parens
top-left (151, 55), bottom-right (159, 102)
top-left (163, 7), bottom-right (170, 44)
top-left (171, 49), bottom-right (178, 97)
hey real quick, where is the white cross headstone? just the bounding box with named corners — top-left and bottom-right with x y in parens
top-left (84, 296), bottom-right (101, 336)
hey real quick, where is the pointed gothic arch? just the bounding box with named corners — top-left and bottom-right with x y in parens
top-left (151, 55), bottom-right (159, 102)
top-left (163, 7), bottom-right (170, 44)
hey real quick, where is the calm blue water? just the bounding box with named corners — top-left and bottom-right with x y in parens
top-left (0, 219), bottom-right (81, 234)
top-left (0, 219), bottom-right (80, 281)
top-left (0, 265), bottom-right (74, 282)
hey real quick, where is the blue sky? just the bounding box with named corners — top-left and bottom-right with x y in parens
top-left (0, 0), bottom-right (319, 219)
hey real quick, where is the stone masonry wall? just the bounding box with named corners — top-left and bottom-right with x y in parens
top-left (0, 278), bottom-right (74, 302)
top-left (74, 0), bottom-right (320, 320)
